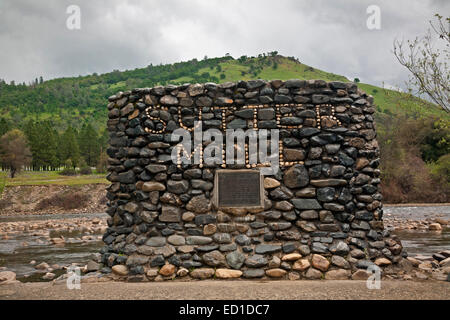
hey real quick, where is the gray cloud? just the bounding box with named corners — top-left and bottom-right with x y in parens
top-left (0, 0), bottom-right (448, 89)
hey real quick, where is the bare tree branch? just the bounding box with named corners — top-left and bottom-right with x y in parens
top-left (393, 14), bottom-right (449, 112)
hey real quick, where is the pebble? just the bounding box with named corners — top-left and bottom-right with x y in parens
top-left (311, 254), bottom-right (330, 272)
top-left (35, 262), bottom-right (50, 270)
top-left (351, 270), bottom-right (370, 280)
top-left (190, 268), bottom-right (215, 279)
top-left (159, 264), bottom-right (176, 276)
top-left (325, 269), bottom-right (350, 280)
top-left (281, 253), bottom-right (302, 261)
top-left (292, 259), bottom-right (310, 271)
top-left (215, 269), bottom-right (242, 279)
top-left (42, 272), bottom-right (56, 280)
top-left (265, 268), bottom-right (287, 278)
top-left (0, 271), bottom-right (17, 285)
top-left (112, 265), bottom-right (129, 276)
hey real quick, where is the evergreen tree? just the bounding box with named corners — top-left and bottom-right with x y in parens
top-left (0, 118), bottom-right (10, 137)
top-left (41, 122), bottom-right (59, 170)
top-left (79, 123), bottom-right (100, 166)
top-left (24, 120), bottom-right (40, 170)
top-left (60, 126), bottom-right (80, 169)
top-left (99, 129), bottom-right (109, 151)
top-left (24, 120), bottom-right (60, 170)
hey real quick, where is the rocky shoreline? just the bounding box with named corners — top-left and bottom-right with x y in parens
top-left (384, 214), bottom-right (448, 232)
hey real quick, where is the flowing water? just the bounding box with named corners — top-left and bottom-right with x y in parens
top-left (0, 207), bottom-right (449, 282)
top-left (0, 213), bottom-right (106, 282)
top-left (385, 205), bottom-right (450, 256)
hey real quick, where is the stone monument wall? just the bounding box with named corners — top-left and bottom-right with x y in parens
top-left (102, 79), bottom-right (404, 281)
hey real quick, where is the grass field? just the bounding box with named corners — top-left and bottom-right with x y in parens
top-left (1, 170), bottom-right (108, 187)
top-left (172, 58), bottom-right (349, 84)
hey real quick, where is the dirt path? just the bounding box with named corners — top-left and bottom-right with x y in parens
top-left (384, 203), bottom-right (450, 207)
top-left (0, 280), bottom-right (449, 300)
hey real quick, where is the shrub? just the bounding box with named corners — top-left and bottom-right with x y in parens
top-left (430, 154), bottom-right (450, 184)
top-left (35, 192), bottom-right (89, 210)
top-left (59, 168), bottom-right (77, 176)
top-left (79, 166), bottom-right (92, 175)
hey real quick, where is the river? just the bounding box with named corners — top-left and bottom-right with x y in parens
top-left (384, 205), bottom-right (450, 256)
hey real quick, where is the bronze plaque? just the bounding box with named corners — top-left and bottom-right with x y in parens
top-left (215, 170), bottom-right (263, 208)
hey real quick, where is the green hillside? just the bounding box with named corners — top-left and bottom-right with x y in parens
top-left (1, 53), bottom-right (447, 133)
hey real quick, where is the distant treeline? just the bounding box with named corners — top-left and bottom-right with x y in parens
top-left (0, 55), bottom-right (238, 131)
top-left (0, 118), bottom-right (108, 171)
top-left (0, 53), bottom-right (290, 131)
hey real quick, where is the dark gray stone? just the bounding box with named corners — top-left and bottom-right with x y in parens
top-left (292, 199), bottom-right (322, 210)
top-left (202, 250), bottom-right (227, 267)
top-left (150, 255), bottom-right (165, 267)
top-left (194, 214), bottom-right (216, 225)
top-left (145, 237), bottom-right (166, 247)
top-left (167, 180), bottom-right (189, 194)
top-left (317, 187), bottom-right (336, 202)
top-left (255, 244), bottom-right (282, 254)
top-left (243, 269), bottom-right (265, 278)
top-left (329, 241), bottom-right (350, 256)
top-left (226, 251), bottom-right (246, 269)
top-left (311, 242), bottom-right (328, 253)
top-left (227, 118), bottom-right (247, 129)
top-left (186, 236), bottom-right (213, 245)
top-left (235, 234), bottom-right (251, 246)
top-left (212, 233), bottom-right (232, 244)
top-left (245, 254), bottom-right (268, 268)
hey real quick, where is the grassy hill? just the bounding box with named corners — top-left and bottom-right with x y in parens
top-left (1, 53), bottom-right (447, 133)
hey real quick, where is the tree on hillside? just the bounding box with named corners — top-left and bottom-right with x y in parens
top-left (99, 129), bottom-right (109, 151)
top-left (393, 14), bottom-right (449, 112)
top-left (26, 121), bottom-right (60, 170)
top-left (0, 118), bottom-right (10, 136)
top-left (79, 123), bottom-right (100, 166)
top-left (60, 126), bottom-right (80, 169)
top-left (0, 129), bottom-right (32, 178)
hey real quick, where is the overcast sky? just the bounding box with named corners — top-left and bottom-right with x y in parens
top-left (0, 0), bottom-right (448, 89)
